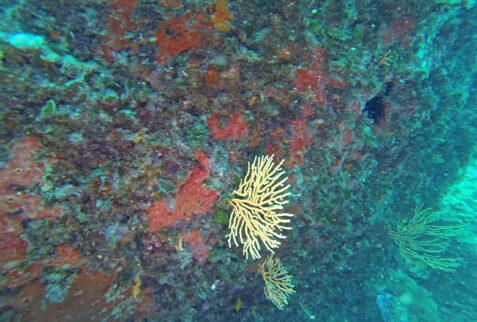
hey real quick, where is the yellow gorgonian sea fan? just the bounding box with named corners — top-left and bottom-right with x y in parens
top-left (226, 155), bottom-right (293, 260)
top-left (389, 205), bottom-right (465, 272)
top-left (259, 255), bottom-right (295, 310)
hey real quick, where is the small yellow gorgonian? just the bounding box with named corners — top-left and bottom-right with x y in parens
top-left (226, 155), bottom-right (293, 260)
top-left (259, 255), bottom-right (295, 310)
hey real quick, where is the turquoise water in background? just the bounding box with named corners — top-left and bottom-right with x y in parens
top-left (0, 0), bottom-right (476, 321)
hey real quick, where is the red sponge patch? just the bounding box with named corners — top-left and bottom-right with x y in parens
top-left (147, 151), bottom-right (218, 232)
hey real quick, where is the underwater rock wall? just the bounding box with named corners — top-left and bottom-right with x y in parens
top-left (0, 0), bottom-right (476, 321)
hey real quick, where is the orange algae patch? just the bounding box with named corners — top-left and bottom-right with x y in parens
top-left (288, 120), bottom-right (314, 167)
top-left (208, 114), bottom-right (248, 141)
top-left (277, 45), bottom-right (294, 60)
top-left (156, 13), bottom-right (212, 64)
top-left (0, 137), bottom-right (44, 187)
top-left (21, 271), bottom-right (116, 321)
top-left (147, 151), bottom-right (218, 231)
top-left (0, 189), bottom-right (60, 217)
top-left (265, 126), bottom-right (286, 162)
top-left (0, 137), bottom-right (61, 232)
top-left (211, 0), bottom-right (233, 32)
top-left (182, 229), bottom-right (200, 245)
top-left (5, 262), bottom-right (46, 289)
top-left (205, 68), bottom-right (219, 88)
top-left (182, 229), bottom-right (215, 264)
top-left (101, 0), bottom-right (138, 63)
top-left (295, 49), bottom-right (345, 107)
top-left (250, 135), bottom-right (260, 147)
top-left (51, 245), bottom-right (86, 267)
top-left (0, 233), bottom-right (27, 270)
top-left (0, 233), bottom-right (45, 289)
top-left (301, 101), bottom-right (314, 118)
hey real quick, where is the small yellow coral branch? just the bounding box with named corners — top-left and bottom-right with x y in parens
top-left (259, 255), bottom-right (295, 310)
top-left (132, 276), bottom-right (141, 299)
top-left (226, 155), bottom-right (293, 260)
